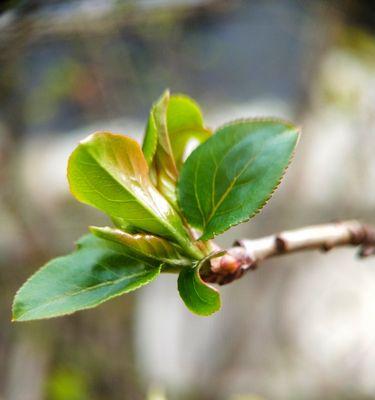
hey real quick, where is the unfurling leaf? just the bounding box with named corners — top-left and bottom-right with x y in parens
top-left (12, 235), bottom-right (160, 321)
top-left (90, 226), bottom-right (191, 267)
top-left (178, 258), bottom-right (221, 316)
top-left (142, 91), bottom-right (211, 205)
top-left (178, 119), bottom-right (299, 240)
top-left (67, 132), bottom-right (201, 259)
top-left (166, 94), bottom-right (211, 169)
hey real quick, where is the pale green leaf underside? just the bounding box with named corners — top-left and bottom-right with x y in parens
top-left (142, 90), bottom-right (169, 167)
top-left (178, 260), bottom-right (221, 316)
top-left (177, 119), bottom-right (300, 240)
top-left (67, 132), bottom-right (200, 259)
top-left (12, 235), bottom-right (160, 321)
top-left (67, 131), bottom-right (179, 238)
top-left (142, 91), bottom-right (210, 167)
top-left (90, 226), bottom-right (190, 267)
top-left (142, 91), bottom-right (211, 205)
top-left (150, 91), bottom-right (179, 205)
top-left (167, 94), bottom-right (211, 168)
top-left (142, 111), bottom-right (158, 165)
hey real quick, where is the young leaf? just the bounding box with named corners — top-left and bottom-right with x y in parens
top-left (178, 259), bottom-right (221, 316)
top-left (110, 216), bottom-right (138, 233)
top-left (67, 132), bottom-right (201, 259)
top-left (142, 91), bottom-right (211, 205)
top-left (177, 119), bottom-right (300, 240)
top-left (12, 235), bottom-right (160, 321)
top-left (144, 90), bottom-right (178, 205)
top-left (90, 226), bottom-right (191, 267)
top-left (142, 103), bottom-right (159, 165)
top-left (167, 94), bottom-right (211, 169)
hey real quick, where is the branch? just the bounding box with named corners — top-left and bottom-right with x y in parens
top-left (202, 220), bottom-right (375, 285)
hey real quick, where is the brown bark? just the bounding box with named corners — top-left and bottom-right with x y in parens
top-left (203, 220), bottom-right (375, 285)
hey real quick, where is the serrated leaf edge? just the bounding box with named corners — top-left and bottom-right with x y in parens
top-left (12, 243), bottom-right (161, 321)
top-left (177, 117), bottom-right (300, 241)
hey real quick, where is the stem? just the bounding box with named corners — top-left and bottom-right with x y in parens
top-left (180, 213), bottom-right (211, 257)
top-left (202, 220), bottom-right (375, 285)
top-left (160, 264), bottom-right (184, 274)
top-left (179, 237), bottom-right (204, 260)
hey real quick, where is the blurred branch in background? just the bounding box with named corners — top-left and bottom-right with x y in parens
top-left (0, 0), bottom-right (232, 40)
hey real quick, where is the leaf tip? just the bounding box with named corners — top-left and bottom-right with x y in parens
top-left (11, 314), bottom-right (22, 323)
top-left (11, 308), bottom-right (25, 322)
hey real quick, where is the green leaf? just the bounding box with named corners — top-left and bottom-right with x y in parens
top-left (142, 91), bottom-right (211, 205)
top-left (146, 91), bottom-right (179, 205)
top-left (12, 235), bottom-right (160, 321)
top-left (142, 104), bottom-right (159, 166)
top-left (167, 94), bottom-right (211, 169)
top-left (90, 226), bottom-right (191, 267)
top-left (178, 258), bottom-right (221, 316)
top-left (67, 131), bottom-right (201, 259)
top-left (177, 119), bottom-right (300, 240)
top-left (110, 216), bottom-right (138, 233)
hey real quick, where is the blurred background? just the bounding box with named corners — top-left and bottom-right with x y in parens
top-left (1, 0), bottom-right (375, 399)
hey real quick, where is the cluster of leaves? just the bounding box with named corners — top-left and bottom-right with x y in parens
top-left (12, 90), bottom-right (299, 321)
